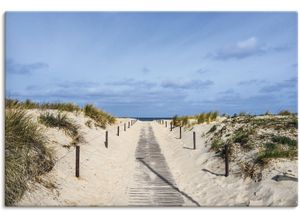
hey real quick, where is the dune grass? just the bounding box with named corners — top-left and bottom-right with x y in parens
top-left (39, 102), bottom-right (81, 112)
top-left (6, 98), bottom-right (81, 112)
top-left (5, 108), bottom-right (54, 206)
top-left (195, 111), bottom-right (218, 124)
top-left (172, 111), bottom-right (219, 127)
top-left (256, 135), bottom-right (298, 164)
top-left (85, 119), bottom-right (93, 128)
top-left (172, 115), bottom-right (189, 127)
top-left (209, 113), bottom-right (298, 181)
top-left (278, 110), bottom-right (295, 116)
top-left (271, 135), bottom-right (297, 147)
top-left (257, 144), bottom-right (297, 164)
top-left (83, 104), bottom-right (116, 128)
top-left (207, 125), bottom-right (217, 133)
top-left (39, 112), bottom-right (81, 140)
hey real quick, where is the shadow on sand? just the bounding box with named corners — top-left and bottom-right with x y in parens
top-left (202, 168), bottom-right (225, 177)
top-left (137, 158), bottom-right (201, 207)
top-left (183, 147), bottom-right (195, 150)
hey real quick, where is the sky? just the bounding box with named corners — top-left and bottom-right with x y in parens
top-left (5, 12), bottom-right (298, 117)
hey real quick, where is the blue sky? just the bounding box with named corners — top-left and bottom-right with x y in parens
top-left (5, 12), bottom-right (297, 117)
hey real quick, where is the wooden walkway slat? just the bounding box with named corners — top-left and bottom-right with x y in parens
top-left (129, 124), bottom-right (184, 206)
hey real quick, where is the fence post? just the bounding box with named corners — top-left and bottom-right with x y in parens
top-left (117, 126), bottom-right (119, 136)
top-left (170, 122), bottom-right (173, 131)
top-left (165, 121), bottom-right (167, 127)
top-left (75, 145), bottom-right (80, 177)
top-left (193, 131), bottom-right (196, 150)
top-left (225, 144), bottom-right (229, 177)
top-left (128, 121), bottom-right (130, 128)
top-left (124, 123), bottom-right (126, 131)
top-left (105, 131), bottom-right (108, 148)
top-left (179, 126), bottom-right (182, 139)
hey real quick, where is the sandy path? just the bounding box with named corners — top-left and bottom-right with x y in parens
top-left (128, 122), bottom-right (199, 206)
top-left (18, 115), bottom-right (141, 206)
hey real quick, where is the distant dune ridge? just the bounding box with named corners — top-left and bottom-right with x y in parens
top-left (5, 99), bottom-right (298, 207)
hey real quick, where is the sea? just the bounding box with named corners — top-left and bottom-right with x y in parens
top-left (135, 117), bottom-right (172, 121)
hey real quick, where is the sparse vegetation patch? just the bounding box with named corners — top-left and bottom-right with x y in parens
top-left (209, 113), bottom-right (298, 181)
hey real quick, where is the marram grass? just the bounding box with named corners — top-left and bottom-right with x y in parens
top-left (5, 108), bottom-right (54, 206)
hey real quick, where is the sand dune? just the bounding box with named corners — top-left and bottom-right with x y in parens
top-left (153, 121), bottom-right (297, 207)
top-left (18, 111), bottom-right (297, 207)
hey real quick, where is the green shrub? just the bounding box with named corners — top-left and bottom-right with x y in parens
top-left (5, 109), bottom-right (54, 206)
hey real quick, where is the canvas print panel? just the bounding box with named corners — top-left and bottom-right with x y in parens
top-left (5, 12), bottom-right (298, 207)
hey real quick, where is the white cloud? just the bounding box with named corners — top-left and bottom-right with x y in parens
top-left (208, 37), bottom-right (290, 60)
top-left (237, 37), bottom-right (257, 49)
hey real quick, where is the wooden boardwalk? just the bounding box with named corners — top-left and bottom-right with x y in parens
top-left (129, 123), bottom-right (185, 206)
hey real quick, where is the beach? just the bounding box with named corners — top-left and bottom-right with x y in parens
top-left (17, 110), bottom-right (297, 207)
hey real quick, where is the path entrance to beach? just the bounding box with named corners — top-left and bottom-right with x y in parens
top-left (128, 122), bottom-right (185, 206)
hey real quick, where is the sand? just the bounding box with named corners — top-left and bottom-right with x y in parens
top-left (152, 121), bottom-right (298, 207)
top-left (18, 110), bottom-right (140, 206)
top-left (18, 113), bottom-right (298, 206)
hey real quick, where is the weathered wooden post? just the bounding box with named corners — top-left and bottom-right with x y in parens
top-left (225, 144), bottom-right (229, 177)
top-left (105, 131), bottom-right (108, 148)
top-left (117, 126), bottom-right (119, 136)
top-left (165, 121), bottom-right (167, 127)
top-left (128, 121), bottom-right (130, 128)
top-left (75, 145), bottom-right (80, 177)
top-left (179, 126), bottom-right (182, 139)
top-left (124, 123), bottom-right (126, 131)
top-left (170, 122), bottom-right (173, 131)
top-left (193, 131), bottom-right (196, 150)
